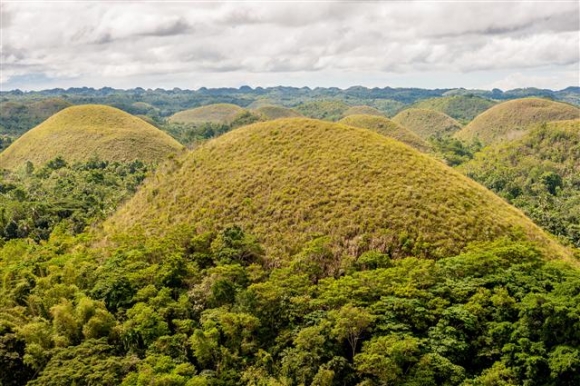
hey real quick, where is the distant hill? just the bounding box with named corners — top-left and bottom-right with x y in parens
top-left (458, 119), bottom-right (580, 247)
top-left (168, 103), bottom-right (246, 125)
top-left (0, 105), bottom-right (183, 170)
top-left (412, 95), bottom-right (496, 124)
top-left (392, 108), bottom-right (463, 139)
top-left (106, 118), bottom-right (569, 262)
top-left (454, 98), bottom-right (580, 145)
top-left (342, 105), bottom-right (385, 117)
top-left (255, 105), bottom-right (303, 120)
top-left (294, 100), bottom-right (350, 121)
top-left (339, 114), bottom-right (431, 152)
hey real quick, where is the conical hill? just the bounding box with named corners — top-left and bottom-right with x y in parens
top-left (0, 105), bottom-right (184, 169)
top-left (392, 108), bottom-right (463, 139)
top-left (106, 118), bottom-right (571, 262)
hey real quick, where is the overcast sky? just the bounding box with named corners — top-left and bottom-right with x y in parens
top-left (1, 1), bottom-right (578, 91)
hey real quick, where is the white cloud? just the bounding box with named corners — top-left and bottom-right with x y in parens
top-left (1, 1), bottom-right (578, 90)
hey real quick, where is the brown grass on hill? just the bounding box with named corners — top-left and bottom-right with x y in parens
top-left (106, 118), bottom-right (571, 264)
top-left (392, 108), bottom-right (463, 139)
top-left (0, 104), bottom-right (184, 170)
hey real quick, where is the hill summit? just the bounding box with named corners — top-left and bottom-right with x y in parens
top-left (339, 114), bottom-right (431, 152)
top-left (168, 103), bottom-right (246, 124)
top-left (107, 118), bottom-right (568, 262)
top-left (392, 108), bottom-right (463, 139)
top-left (454, 98), bottom-right (579, 145)
top-left (0, 105), bottom-right (183, 169)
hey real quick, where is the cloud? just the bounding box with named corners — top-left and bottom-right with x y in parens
top-left (1, 1), bottom-right (578, 90)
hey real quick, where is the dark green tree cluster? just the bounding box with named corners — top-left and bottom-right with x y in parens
top-left (460, 123), bottom-right (580, 247)
top-left (0, 157), bottom-right (148, 241)
top-left (1, 223), bottom-right (578, 385)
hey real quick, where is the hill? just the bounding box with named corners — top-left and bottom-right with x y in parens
top-left (458, 119), bottom-right (580, 247)
top-left (294, 100), bottom-right (350, 121)
top-left (392, 108), bottom-right (463, 139)
top-left (167, 103), bottom-right (246, 125)
top-left (412, 95), bottom-right (496, 123)
top-left (342, 105), bottom-right (385, 117)
top-left (107, 118), bottom-right (569, 262)
top-left (255, 105), bottom-right (303, 120)
top-left (0, 105), bottom-right (183, 170)
top-left (455, 98), bottom-right (580, 145)
top-left (339, 114), bottom-right (431, 152)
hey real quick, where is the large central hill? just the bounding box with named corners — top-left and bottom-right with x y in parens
top-left (411, 95), bottom-right (497, 123)
top-left (455, 98), bottom-right (580, 145)
top-left (392, 108), bottom-right (463, 139)
top-left (0, 105), bottom-right (183, 170)
top-left (339, 114), bottom-right (431, 152)
top-left (107, 118), bottom-right (568, 262)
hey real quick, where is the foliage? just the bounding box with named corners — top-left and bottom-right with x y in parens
top-left (0, 157), bottom-right (148, 241)
top-left (0, 224), bottom-right (578, 385)
top-left (410, 95), bottom-right (496, 124)
top-left (459, 120), bottom-right (580, 247)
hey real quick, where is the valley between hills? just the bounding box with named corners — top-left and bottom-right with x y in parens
top-left (0, 86), bottom-right (579, 385)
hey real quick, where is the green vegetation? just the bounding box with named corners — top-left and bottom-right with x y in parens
top-left (294, 100), bottom-right (350, 121)
top-left (107, 118), bottom-right (570, 263)
top-left (0, 105), bottom-right (184, 170)
top-left (455, 98), bottom-right (580, 145)
top-left (342, 106), bottom-right (384, 117)
top-left (255, 106), bottom-right (303, 120)
top-left (459, 120), bottom-right (580, 247)
top-left (0, 98), bottom-right (72, 137)
top-left (392, 108), bottom-right (463, 139)
top-left (339, 114), bottom-right (431, 152)
top-left (0, 157), bottom-right (148, 241)
top-left (168, 104), bottom-right (246, 125)
top-left (411, 95), bottom-right (496, 124)
top-left (0, 224), bottom-right (578, 385)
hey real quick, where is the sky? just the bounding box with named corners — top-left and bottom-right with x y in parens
top-left (1, 0), bottom-right (579, 91)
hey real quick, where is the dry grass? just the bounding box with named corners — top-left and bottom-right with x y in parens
top-left (167, 103), bottom-right (246, 124)
top-left (455, 98), bottom-right (580, 145)
top-left (0, 104), bottom-right (184, 169)
top-left (339, 114), bottom-right (431, 152)
top-left (392, 108), bottom-right (463, 139)
top-left (106, 118), bottom-right (571, 263)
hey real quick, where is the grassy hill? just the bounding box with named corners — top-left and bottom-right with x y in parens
top-left (458, 119), bottom-right (580, 247)
top-left (167, 103), bottom-right (246, 125)
top-left (392, 108), bottom-right (463, 139)
top-left (342, 105), bottom-right (385, 117)
top-left (0, 105), bottom-right (183, 170)
top-left (255, 105), bottom-right (303, 120)
top-left (455, 98), bottom-right (580, 145)
top-left (294, 100), bottom-right (350, 121)
top-left (107, 118), bottom-right (570, 263)
top-left (412, 95), bottom-right (496, 124)
top-left (339, 114), bottom-right (431, 152)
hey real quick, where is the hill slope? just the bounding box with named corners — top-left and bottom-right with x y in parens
top-left (392, 108), bottom-right (463, 139)
top-left (107, 118), bottom-right (568, 261)
top-left (455, 98), bottom-right (580, 145)
top-left (255, 105), bottom-right (303, 120)
top-left (412, 95), bottom-right (496, 123)
top-left (167, 103), bottom-right (246, 124)
top-left (459, 119), bottom-right (580, 247)
top-left (0, 105), bottom-right (183, 169)
top-left (339, 114), bottom-right (431, 152)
